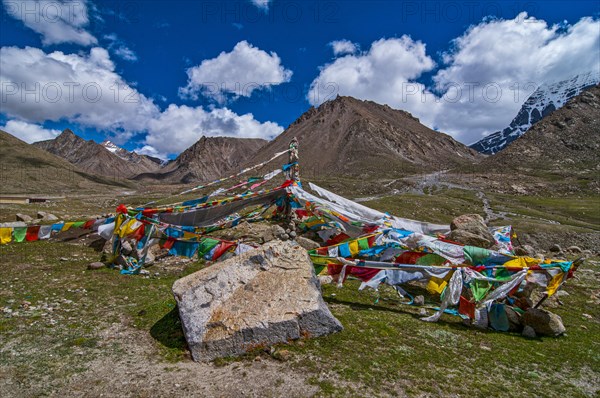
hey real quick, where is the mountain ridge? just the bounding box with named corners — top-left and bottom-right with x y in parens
top-left (33, 130), bottom-right (162, 179)
top-left (133, 136), bottom-right (267, 184)
top-left (470, 71), bottom-right (600, 154)
top-left (245, 95), bottom-right (481, 178)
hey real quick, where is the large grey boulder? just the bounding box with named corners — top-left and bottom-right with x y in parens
top-left (37, 211), bottom-right (58, 221)
top-left (522, 308), bottom-right (566, 336)
top-left (172, 241), bottom-right (342, 361)
top-left (446, 214), bottom-right (495, 248)
top-left (16, 213), bottom-right (33, 223)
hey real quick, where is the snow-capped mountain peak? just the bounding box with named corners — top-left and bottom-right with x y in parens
top-left (470, 71), bottom-right (600, 154)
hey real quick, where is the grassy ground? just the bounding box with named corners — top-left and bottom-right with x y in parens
top-left (1, 183), bottom-right (599, 397)
top-left (1, 238), bottom-right (598, 397)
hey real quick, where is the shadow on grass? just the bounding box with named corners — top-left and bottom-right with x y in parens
top-left (150, 306), bottom-right (188, 350)
top-left (324, 295), bottom-right (500, 335)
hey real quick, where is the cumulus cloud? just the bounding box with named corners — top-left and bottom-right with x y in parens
top-left (0, 119), bottom-right (61, 143)
top-left (308, 36), bottom-right (438, 126)
top-left (309, 14), bottom-right (600, 144)
top-left (0, 46), bottom-right (159, 135)
top-left (144, 104), bottom-right (283, 157)
top-left (3, 0), bottom-right (97, 46)
top-left (329, 40), bottom-right (358, 56)
top-left (250, 0), bottom-right (271, 12)
top-left (433, 13), bottom-right (600, 143)
top-left (180, 40), bottom-right (292, 103)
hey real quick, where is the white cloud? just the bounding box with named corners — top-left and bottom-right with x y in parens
top-left (433, 13), bottom-right (600, 143)
top-left (144, 104), bottom-right (283, 157)
top-left (329, 40), bottom-right (358, 56)
top-left (104, 33), bottom-right (138, 62)
top-left (180, 40), bottom-right (292, 103)
top-left (308, 36), bottom-right (438, 126)
top-left (309, 15), bottom-right (600, 144)
top-left (0, 119), bottom-right (60, 143)
top-left (0, 46), bottom-right (159, 135)
top-left (3, 0), bottom-right (97, 46)
top-left (250, 0), bottom-right (271, 12)
top-left (134, 144), bottom-right (165, 160)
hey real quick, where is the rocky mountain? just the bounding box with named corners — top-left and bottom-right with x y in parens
top-left (0, 129), bottom-right (130, 194)
top-left (483, 84), bottom-right (600, 176)
top-left (34, 130), bottom-right (162, 179)
top-left (101, 140), bottom-right (163, 166)
top-left (134, 136), bottom-right (267, 184)
top-left (470, 71), bottom-right (600, 154)
top-left (245, 96), bottom-right (481, 178)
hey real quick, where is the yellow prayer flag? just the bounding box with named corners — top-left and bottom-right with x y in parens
top-left (0, 228), bottom-right (12, 245)
top-left (547, 272), bottom-right (565, 296)
top-left (61, 222), bottom-right (74, 232)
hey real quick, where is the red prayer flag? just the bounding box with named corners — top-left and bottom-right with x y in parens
top-left (459, 296), bottom-right (475, 319)
top-left (26, 225), bottom-right (40, 241)
top-left (83, 219), bottom-right (95, 229)
top-left (212, 241), bottom-right (235, 260)
top-left (162, 237), bottom-right (176, 250)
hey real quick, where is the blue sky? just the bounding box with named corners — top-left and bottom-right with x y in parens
top-left (1, 0), bottom-right (599, 158)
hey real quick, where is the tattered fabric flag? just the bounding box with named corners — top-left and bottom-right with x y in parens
top-left (61, 222), bottom-right (75, 232)
top-left (13, 227), bottom-right (27, 242)
top-left (338, 243), bottom-right (351, 258)
top-left (51, 223), bottom-right (64, 232)
top-left (161, 237), bottom-right (176, 250)
top-left (169, 241), bottom-right (199, 258)
top-left (212, 241), bottom-right (236, 260)
top-left (0, 227), bottom-right (12, 244)
top-left (198, 238), bottom-right (220, 257)
top-left (98, 222), bottom-right (115, 240)
top-left (83, 219), bottom-right (95, 229)
top-left (458, 296), bottom-right (475, 319)
top-left (38, 225), bottom-right (52, 240)
top-left (26, 225), bottom-right (40, 241)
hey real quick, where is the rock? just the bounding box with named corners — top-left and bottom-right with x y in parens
top-left (15, 213), bottom-right (33, 222)
top-left (549, 244), bottom-right (562, 253)
top-left (271, 225), bottom-right (286, 238)
top-left (88, 262), bottom-right (105, 270)
top-left (211, 222), bottom-right (278, 244)
top-left (446, 230), bottom-right (495, 249)
top-left (280, 233), bottom-right (290, 241)
top-left (555, 290), bottom-right (569, 297)
top-left (413, 295), bottom-right (425, 306)
top-left (505, 307), bottom-right (522, 332)
top-left (87, 236), bottom-right (107, 252)
top-left (566, 246), bottom-right (582, 253)
top-left (447, 214), bottom-right (495, 248)
top-left (522, 308), bottom-right (566, 336)
top-left (143, 251), bottom-right (156, 266)
top-left (514, 245), bottom-right (535, 256)
top-left (318, 275), bottom-right (333, 285)
top-left (289, 231), bottom-right (297, 239)
top-left (450, 214), bottom-right (485, 231)
top-left (36, 211), bottom-right (58, 221)
top-left (120, 240), bottom-right (133, 256)
top-left (172, 241), bottom-right (343, 361)
top-left (522, 325), bottom-right (537, 338)
top-left (295, 236), bottom-right (320, 251)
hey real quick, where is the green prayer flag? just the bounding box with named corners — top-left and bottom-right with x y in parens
top-left (358, 238), bottom-right (369, 251)
top-left (198, 238), bottom-right (220, 256)
top-left (13, 227), bottom-right (27, 242)
top-left (471, 280), bottom-right (491, 302)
